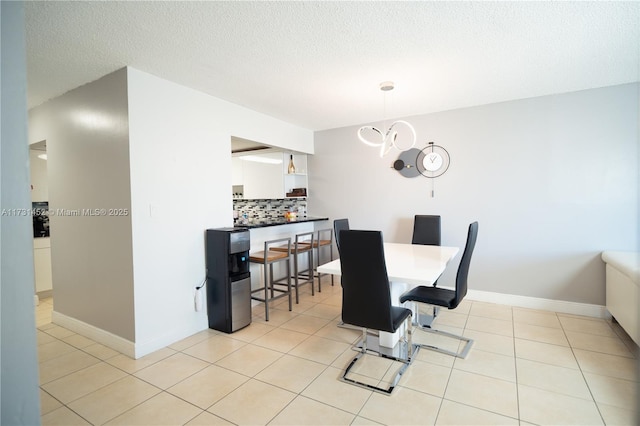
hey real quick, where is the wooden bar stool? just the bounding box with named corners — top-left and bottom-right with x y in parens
top-left (312, 228), bottom-right (334, 290)
top-left (271, 231), bottom-right (314, 303)
top-left (249, 238), bottom-right (292, 321)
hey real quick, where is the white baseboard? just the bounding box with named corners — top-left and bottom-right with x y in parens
top-left (51, 311), bottom-right (208, 359)
top-left (132, 323), bottom-right (207, 359)
top-left (466, 289), bottom-right (609, 319)
top-left (52, 311), bottom-right (136, 358)
top-left (34, 295), bottom-right (39, 307)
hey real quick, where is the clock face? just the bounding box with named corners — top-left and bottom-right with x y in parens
top-left (423, 152), bottom-right (443, 171)
top-left (393, 142), bottom-right (450, 179)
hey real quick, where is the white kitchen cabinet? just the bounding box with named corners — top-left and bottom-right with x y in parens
top-left (241, 152), bottom-right (284, 199)
top-left (34, 237), bottom-right (53, 293)
top-left (231, 156), bottom-right (244, 186)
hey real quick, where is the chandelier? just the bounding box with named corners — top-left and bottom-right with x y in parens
top-left (357, 81), bottom-right (416, 157)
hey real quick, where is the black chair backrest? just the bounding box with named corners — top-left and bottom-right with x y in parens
top-left (333, 218), bottom-right (350, 253)
top-left (412, 215), bottom-right (441, 246)
top-left (339, 230), bottom-right (395, 333)
top-left (453, 221), bottom-right (479, 308)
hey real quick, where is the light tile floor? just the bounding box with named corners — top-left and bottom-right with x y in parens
top-left (36, 280), bottom-right (640, 425)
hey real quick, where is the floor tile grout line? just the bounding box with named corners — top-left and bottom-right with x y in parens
top-left (441, 301), bottom-right (522, 422)
top-left (560, 317), bottom-right (613, 426)
top-left (406, 300), bottom-right (521, 425)
top-left (211, 290), bottom-right (360, 423)
top-left (270, 392), bottom-right (361, 425)
top-left (37, 286), bottom-right (638, 426)
top-left (48, 402), bottom-right (95, 425)
top-left (71, 331), bottom-right (243, 425)
top-left (445, 398), bottom-right (521, 424)
top-left (430, 308), bottom-right (460, 426)
top-left (39, 324), bottom-right (218, 421)
top-left (511, 304), bottom-right (522, 424)
top-left (514, 309), bottom-right (635, 424)
top-left (40, 344), bottom-right (167, 425)
top-left (272, 280), bottom-right (373, 422)
top-left (167, 316), bottom-right (360, 415)
top-left (470, 302), bottom-right (626, 424)
top-left (262, 356), bottom-right (357, 424)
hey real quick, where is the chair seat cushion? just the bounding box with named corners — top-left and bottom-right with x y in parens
top-left (399, 286), bottom-right (457, 309)
top-left (390, 306), bottom-right (412, 332)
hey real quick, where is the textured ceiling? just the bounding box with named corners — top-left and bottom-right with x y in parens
top-left (25, 1), bottom-right (640, 131)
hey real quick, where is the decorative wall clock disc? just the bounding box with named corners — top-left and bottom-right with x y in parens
top-left (392, 148), bottom-right (422, 178)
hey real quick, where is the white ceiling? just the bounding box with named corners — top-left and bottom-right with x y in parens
top-left (25, 1), bottom-right (640, 131)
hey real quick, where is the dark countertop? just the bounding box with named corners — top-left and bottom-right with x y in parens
top-left (234, 216), bottom-right (329, 229)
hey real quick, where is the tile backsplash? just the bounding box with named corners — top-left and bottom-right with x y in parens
top-left (233, 198), bottom-right (307, 223)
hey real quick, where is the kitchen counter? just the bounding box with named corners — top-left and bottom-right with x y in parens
top-left (234, 216), bottom-right (328, 229)
top-left (241, 216), bottom-right (330, 308)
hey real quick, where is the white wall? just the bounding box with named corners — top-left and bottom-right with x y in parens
top-left (309, 83), bottom-right (639, 306)
top-left (1, 1), bottom-right (42, 422)
top-left (126, 68), bottom-right (313, 356)
top-left (27, 66), bottom-right (313, 358)
top-left (28, 68), bottom-right (136, 341)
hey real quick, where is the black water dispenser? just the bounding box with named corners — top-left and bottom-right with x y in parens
top-left (205, 228), bottom-right (251, 333)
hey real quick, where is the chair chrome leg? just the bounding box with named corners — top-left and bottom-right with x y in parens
top-left (410, 303), bottom-right (473, 358)
top-left (406, 314), bottom-right (413, 359)
top-left (341, 342), bottom-right (414, 395)
top-left (412, 303), bottom-right (440, 328)
top-left (340, 321), bottom-right (419, 395)
top-left (337, 321), bottom-right (379, 335)
top-left (416, 327), bottom-right (474, 359)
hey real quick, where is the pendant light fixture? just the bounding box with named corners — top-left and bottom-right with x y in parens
top-left (358, 81), bottom-right (416, 157)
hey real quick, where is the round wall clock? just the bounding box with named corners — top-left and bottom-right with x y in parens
top-left (418, 142), bottom-right (450, 178)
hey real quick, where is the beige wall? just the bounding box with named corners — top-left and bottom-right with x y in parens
top-left (310, 83), bottom-right (639, 306)
top-left (29, 68), bottom-right (136, 341)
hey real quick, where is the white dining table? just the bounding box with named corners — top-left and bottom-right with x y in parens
top-left (317, 242), bottom-right (459, 348)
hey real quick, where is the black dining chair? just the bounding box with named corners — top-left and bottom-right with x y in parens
top-left (339, 230), bottom-right (417, 394)
top-left (399, 221), bottom-right (478, 359)
top-left (411, 214), bottom-right (441, 246)
top-left (333, 218), bottom-right (350, 255)
top-left (411, 214), bottom-right (442, 286)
